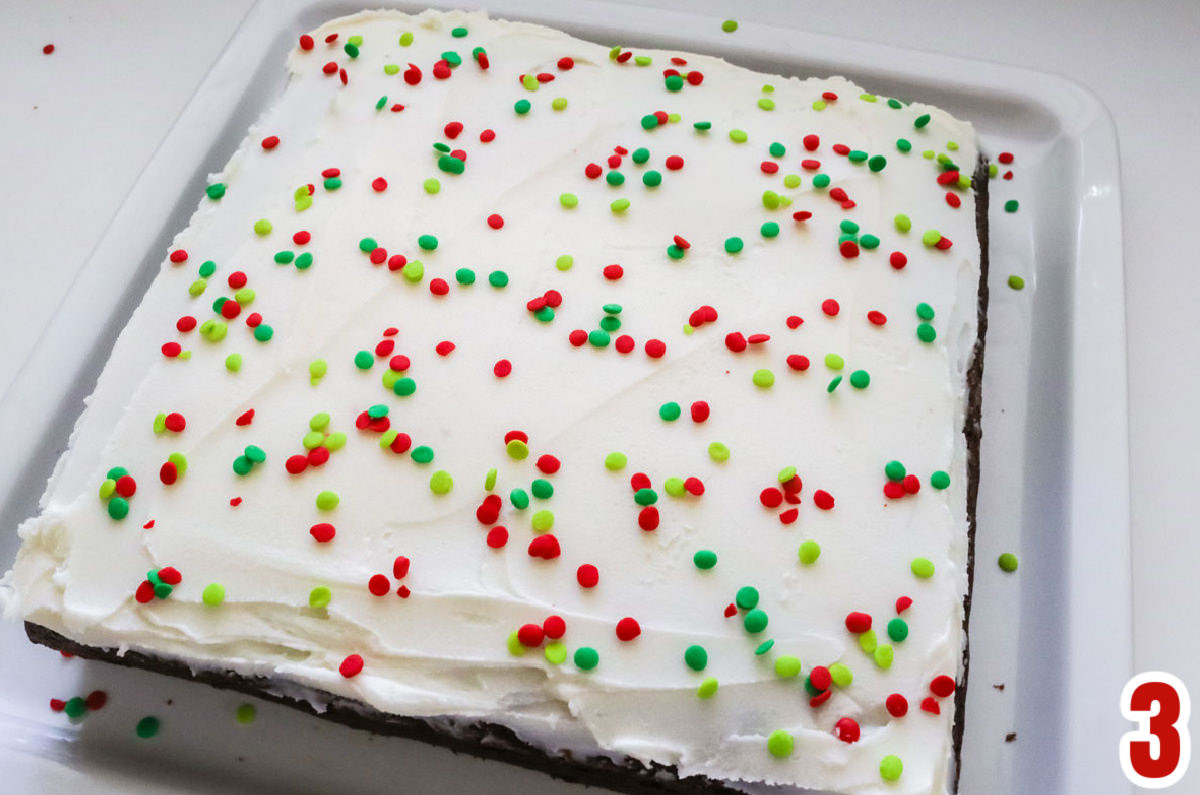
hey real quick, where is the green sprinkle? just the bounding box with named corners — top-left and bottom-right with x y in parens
top-left (604, 451), bottom-right (628, 470)
top-left (659, 401), bottom-right (682, 422)
top-left (829, 662), bottom-right (853, 687)
top-left (911, 557), bottom-right (935, 578)
top-left (605, 170), bottom-right (625, 187)
top-left (253, 324), bottom-right (273, 342)
top-left (514, 99), bottom-right (531, 115)
top-left (914, 113), bottom-right (931, 128)
top-left (755, 640), bottom-right (775, 655)
top-left (393, 376), bottom-right (416, 397)
top-left (429, 470), bottom-right (453, 494)
top-left (559, 192), bottom-right (578, 208)
top-left (354, 350), bottom-right (373, 370)
top-left (813, 173), bottom-right (831, 188)
top-left (916, 302), bottom-right (935, 320)
top-left (922, 229), bottom-right (942, 247)
top-left (244, 445), bottom-right (266, 464)
top-left (761, 221), bottom-right (780, 238)
top-left (693, 120), bottom-right (712, 131)
top-left (641, 114), bottom-right (659, 130)
top-left (206, 183), bottom-right (226, 200)
top-left (774, 655), bottom-right (802, 678)
top-left (202, 583), bottom-right (225, 607)
top-left (531, 479), bottom-right (554, 500)
top-left (633, 488), bottom-right (658, 506)
top-left (588, 329), bottom-right (610, 347)
top-left (488, 270), bottom-right (509, 288)
top-left (684, 645), bottom-right (708, 671)
top-left (722, 236), bottom-right (743, 254)
top-left (64, 697), bottom-right (87, 718)
top-left (767, 729), bottom-right (794, 758)
top-left (665, 74), bottom-right (684, 91)
top-left (308, 586), bottom-right (332, 609)
top-left (135, 716), bottom-right (160, 739)
top-left (108, 497), bottom-right (129, 520)
top-left (437, 155), bottom-right (465, 174)
top-left (917, 323), bottom-right (937, 342)
top-left (418, 234), bottom-right (438, 251)
top-left (697, 677), bottom-right (719, 699)
top-left (323, 176), bottom-right (341, 191)
top-left (316, 491), bottom-right (339, 511)
top-left (344, 42), bottom-right (359, 58)
top-left (693, 550), bottom-right (717, 570)
top-left (423, 178), bottom-right (441, 194)
top-left (897, 138), bottom-right (913, 152)
top-left (510, 488), bottom-right (529, 510)
top-left (198, 260), bottom-right (216, 277)
top-left (848, 149), bottom-right (868, 164)
top-left (253, 219), bottom-right (272, 236)
top-left (574, 646), bottom-right (599, 670)
top-left (667, 244), bottom-right (685, 259)
top-left (642, 170), bottom-right (662, 187)
top-left (1008, 275), bottom-right (1026, 290)
top-left (798, 540), bottom-right (821, 565)
top-left (235, 703), bottom-right (256, 724)
top-left (861, 234), bottom-right (880, 249)
top-left (544, 642), bottom-right (567, 664)
top-left (885, 461), bottom-right (907, 482)
top-left (767, 141), bottom-right (786, 158)
top-left (998, 552), bottom-right (1019, 572)
top-left (610, 198), bottom-right (631, 213)
top-left (827, 375), bottom-right (843, 392)
top-left (294, 252), bottom-right (313, 270)
top-left (411, 445), bottom-right (434, 464)
top-left (849, 370), bottom-right (870, 389)
top-left (708, 442), bottom-right (730, 462)
top-left (374, 95), bottom-right (387, 111)
top-left (555, 254), bottom-right (573, 271)
top-left (752, 369), bottom-right (775, 388)
top-left (887, 618), bottom-right (909, 642)
top-left (451, 26), bottom-right (468, 38)
top-left (880, 755), bottom-right (904, 781)
top-left (930, 470), bottom-right (950, 489)
top-left (232, 456), bottom-right (252, 476)
top-left (736, 586), bottom-right (760, 610)
top-left (729, 129), bottom-right (748, 143)
top-left (449, 267), bottom-right (475, 286)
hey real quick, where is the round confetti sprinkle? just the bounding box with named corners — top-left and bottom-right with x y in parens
top-left (774, 655), bottom-right (802, 679)
top-left (201, 583), bottom-right (225, 606)
top-left (316, 491), bottom-right (339, 511)
top-left (798, 540), bottom-right (821, 565)
top-left (693, 550), bottom-right (718, 570)
top-left (684, 645), bottom-right (708, 671)
top-left (911, 558), bottom-right (935, 578)
top-left (135, 716), bottom-right (160, 739)
top-left (429, 470), bottom-right (453, 494)
top-left (998, 552), bottom-right (1019, 572)
top-left (721, 19), bottom-right (739, 33)
top-left (880, 755), bottom-right (903, 781)
top-left (744, 609), bottom-right (768, 633)
top-left (887, 618), bottom-right (909, 642)
top-left (767, 729), bottom-right (794, 758)
top-left (697, 677), bottom-right (719, 699)
top-left (752, 369), bottom-right (775, 388)
top-left (849, 370), bottom-right (871, 389)
top-left (659, 401), bottom-right (682, 422)
top-left (1005, 199), bottom-right (1019, 213)
top-left (724, 237), bottom-right (744, 254)
top-left (574, 647), bottom-right (599, 670)
top-left (1008, 275), bottom-right (1026, 290)
top-left (615, 617), bottom-right (641, 641)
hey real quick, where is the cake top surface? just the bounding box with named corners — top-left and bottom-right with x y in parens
top-left (2, 9), bottom-right (982, 794)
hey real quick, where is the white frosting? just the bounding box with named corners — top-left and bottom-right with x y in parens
top-left (1, 10), bottom-right (981, 794)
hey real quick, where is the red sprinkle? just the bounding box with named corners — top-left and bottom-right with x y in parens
top-left (163, 412), bottom-right (185, 433)
top-left (890, 251), bottom-right (908, 269)
top-left (392, 556), bottom-right (410, 579)
top-left (684, 477), bottom-right (704, 496)
top-left (307, 446), bottom-right (329, 466)
top-left (443, 121), bottom-right (463, 139)
top-left (803, 134), bottom-right (820, 151)
top-left (883, 481), bottom-right (905, 499)
top-left (867, 310), bottom-right (887, 326)
top-left (577, 564), bottom-right (599, 588)
top-left (585, 163), bottom-right (603, 179)
top-left (845, 612), bottom-right (873, 633)
top-left (615, 334), bottom-right (635, 354)
top-left (157, 566), bottom-right (181, 585)
top-left (690, 401), bottom-right (710, 423)
top-left (793, 211), bottom-right (813, 222)
top-left (822, 91), bottom-right (838, 101)
top-left (479, 129), bottom-right (496, 143)
top-left (371, 177), bottom-right (388, 192)
top-left (493, 359), bottom-right (512, 378)
top-left (161, 342), bottom-right (182, 358)
top-left (603, 264), bottom-right (624, 280)
top-left (665, 155), bottom-right (684, 170)
top-left (486, 526), bottom-right (509, 548)
top-left (169, 249), bottom-right (188, 264)
top-left (261, 135), bottom-right (280, 150)
top-left (322, 61), bottom-right (337, 75)
top-left (568, 329), bottom-right (588, 347)
top-left (921, 697), bottom-right (941, 715)
top-left (760, 488), bottom-right (784, 508)
top-left (930, 675), bottom-right (957, 698)
top-left (832, 143), bottom-right (851, 156)
top-left (557, 56), bottom-right (575, 70)
top-left (886, 693), bottom-right (909, 717)
top-left (945, 191), bottom-right (962, 208)
top-left (673, 234), bottom-right (691, 250)
top-left (725, 332), bottom-right (747, 352)
top-left (786, 354), bottom-right (810, 371)
top-left (839, 240), bottom-right (860, 259)
top-left (813, 489), bottom-right (834, 510)
top-left (896, 596), bottom-right (913, 613)
top-left (778, 508), bottom-right (799, 524)
top-left (299, 34), bottom-right (314, 50)
top-left (998, 151), bottom-right (1014, 165)
top-left (368, 574), bottom-right (390, 596)
top-left (135, 580), bottom-right (156, 603)
top-left (429, 277), bottom-right (449, 296)
top-left (528, 534), bottom-right (561, 559)
top-left (760, 161), bottom-right (779, 174)
top-left (810, 689), bottom-right (833, 708)
top-left (176, 316), bottom-right (197, 333)
top-left (403, 63), bottom-right (422, 85)
top-left (50, 698), bottom-right (66, 711)
top-left (504, 430), bottom-right (529, 445)
top-left (644, 339), bottom-right (666, 358)
top-left (487, 213), bottom-right (504, 229)
top-left (615, 617), bottom-right (641, 641)
top-left (435, 340), bottom-right (456, 356)
top-left (637, 506), bottom-right (660, 531)
top-left (339, 654), bottom-right (364, 678)
top-left (834, 717), bottom-right (861, 743)
top-left (810, 665), bottom-right (833, 691)
top-left (903, 474), bottom-right (921, 494)
top-left (517, 623), bottom-right (544, 647)
top-left (687, 71), bottom-right (704, 85)
top-left (310, 523), bottom-right (335, 543)
top-left (432, 60), bottom-right (452, 80)
top-left (114, 475), bottom-right (137, 499)
top-left (543, 615), bottom-right (567, 639)
top-left (821, 299), bottom-right (840, 316)
top-left (390, 354), bottom-right (411, 371)
top-left (159, 462), bottom-right (178, 485)
top-left (801, 159), bottom-right (821, 171)
top-left (786, 315), bottom-right (804, 329)
top-left (608, 154), bottom-right (622, 168)
top-left (536, 454), bottom-right (561, 474)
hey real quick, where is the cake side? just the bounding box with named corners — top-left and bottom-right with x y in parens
top-left (3, 9), bottom-right (985, 794)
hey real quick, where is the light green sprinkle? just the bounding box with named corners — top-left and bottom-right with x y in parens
top-left (423, 178), bottom-right (441, 194)
top-left (559, 193), bottom-right (578, 208)
top-left (783, 174), bottom-right (801, 188)
top-left (551, 97), bottom-right (567, 111)
top-left (610, 198), bottom-right (630, 213)
top-left (998, 552), bottom-right (1019, 572)
top-left (721, 19), bottom-right (739, 33)
top-left (757, 97), bottom-right (775, 111)
top-left (880, 755), bottom-right (904, 781)
top-left (874, 643), bottom-right (895, 669)
top-left (729, 129), bottom-right (748, 143)
top-left (707, 442), bottom-right (730, 462)
top-left (544, 642), bottom-right (567, 665)
top-left (813, 99), bottom-right (827, 111)
top-left (859, 628), bottom-right (878, 654)
top-left (894, 213), bottom-right (912, 232)
top-left (798, 540), bottom-right (821, 565)
top-left (201, 583), bottom-right (225, 606)
top-left (188, 278), bottom-right (207, 297)
top-left (402, 260), bottom-right (424, 282)
top-left (767, 729), bottom-right (794, 758)
top-left (911, 557), bottom-right (935, 578)
top-left (253, 218), bottom-right (272, 236)
top-left (507, 630), bottom-right (526, 657)
top-left (1008, 275), bottom-right (1026, 290)
top-left (697, 677), bottom-right (719, 698)
top-left (664, 477), bottom-right (686, 497)
top-left (531, 509), bottom-right (554, 533)
top-left (234, 703), bottom-right (256, 724)
top-left (752, 369), bottom-right (775, 388)
top-left (922, 229), bottom-right (942, 247)
top-left (824, 353), bottom-right (845, 371)
top-left (316, 491), bottom-right (339, 511)
top-left (384, 63), bottom-right (399, 75)
top-left (605, 451), bottom-right (628, 470)
top-left (308, 586), bottom-right (332, 609)
top-left (429, 470), bottom-right (453, 494)
top-left (829, 662), bottom-right (853, 688)
top-left (774, 655), bottom-right (802, 678)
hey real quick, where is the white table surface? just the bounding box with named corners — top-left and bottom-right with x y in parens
top-left (3, 0), bottom-right (1198, 789)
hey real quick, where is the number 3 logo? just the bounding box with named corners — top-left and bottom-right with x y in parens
top-left (1121, 672), bottom-right (1191, 788)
